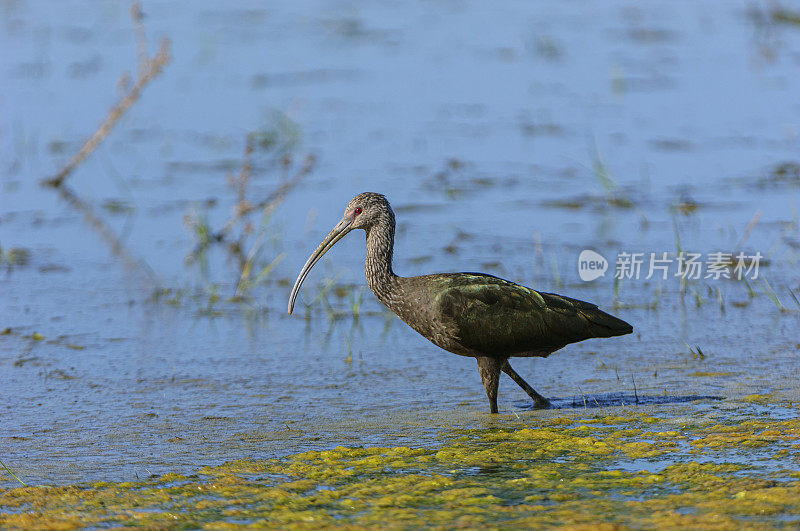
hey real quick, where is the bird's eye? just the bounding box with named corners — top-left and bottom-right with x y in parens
top-left (354, 207), bottom-right (362, 215)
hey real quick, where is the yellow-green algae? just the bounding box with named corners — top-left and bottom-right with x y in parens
top-left (3, 404), bottom-right (800, 529)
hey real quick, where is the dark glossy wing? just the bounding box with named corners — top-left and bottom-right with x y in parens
top-left (436, 273), bottom-right (632, 356)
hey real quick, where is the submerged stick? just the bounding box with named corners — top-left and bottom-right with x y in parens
top-left (57, 185), bottom-right (158, 286)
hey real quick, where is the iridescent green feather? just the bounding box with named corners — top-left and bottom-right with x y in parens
top-left (432, 273), bottom-right (631, 357)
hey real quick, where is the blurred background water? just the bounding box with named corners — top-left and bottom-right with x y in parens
top-left (1, 0), bottom-right (799, 486)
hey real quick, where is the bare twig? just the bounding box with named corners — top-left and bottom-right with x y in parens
top-left (217, 153), bottom-right (315, 241)
top-left (259, 154), bottom-right (316, 216)
top-left (131, 2), bottom-right (149, 79)
top-left (43, 3), bottom-right (171, 188)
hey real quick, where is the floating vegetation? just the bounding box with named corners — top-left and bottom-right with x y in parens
top-left (533, 34), bottom-right (563, 61)
top-left (541, 151), bottom-right (635, 212)
top-left (771, 6), bottom-right (800, 26)
top-left (424, 158), bottom-right (507, 200)
top-left (670, 193), bottom-right (700, 216)
top-left (542, 194), bottom-right (628, 211)
top-left (248, 110), bottom-right (303, 155)
top-left (649, 138), bottom-right (693, 151)
top-left (100, 199), bottom-right (134, 215)
top-left (0, 246), bottom-right (30, 269)
top-left (3, 403), bottom-right (799, 528)
top-left (753, 161), bottom-right (800, 188)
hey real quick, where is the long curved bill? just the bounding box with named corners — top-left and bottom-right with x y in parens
top-left (288, 216), bottom-right (354, 314)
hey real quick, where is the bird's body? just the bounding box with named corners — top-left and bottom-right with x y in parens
top-left (289, 192), bottom-right (632, 413)
top-left (379, 272), bottom-right (631, 359)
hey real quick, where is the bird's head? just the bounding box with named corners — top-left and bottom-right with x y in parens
top-left (287, 192), bottom-right (393, 314)
top-left (345, 192), bottom-right (393, 230)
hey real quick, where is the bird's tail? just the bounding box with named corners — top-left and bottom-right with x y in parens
top-left (541, 291), bottom-right (633, 339)
top-left (579, 307), bottom-right (633, 338)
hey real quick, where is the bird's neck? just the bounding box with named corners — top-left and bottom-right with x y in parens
top-left (364, 218), bottom-right (398, 304)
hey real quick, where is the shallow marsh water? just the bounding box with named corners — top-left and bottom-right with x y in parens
top-left (2, 0), bottom-right (800, 527)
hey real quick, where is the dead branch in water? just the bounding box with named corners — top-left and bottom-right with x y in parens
top-left (218, 152), bottom-right (316, 242)
top-left (185, 146), bottom-right (316, 272)
top-left (43, 2), bottom-right (170, 188)
top-left (38, 1), bottom-right (167, 287)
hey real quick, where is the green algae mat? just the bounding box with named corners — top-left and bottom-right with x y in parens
top-left (3, 398), bottom-right (800, 529)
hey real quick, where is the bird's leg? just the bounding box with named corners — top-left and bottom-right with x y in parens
top-left (476, 356), bottom-right (505, 414)
top-left (502, 361), bottom-right (552, 409)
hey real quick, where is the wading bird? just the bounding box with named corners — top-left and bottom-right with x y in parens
top-left (288, 193), bottom-right (632, 413)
